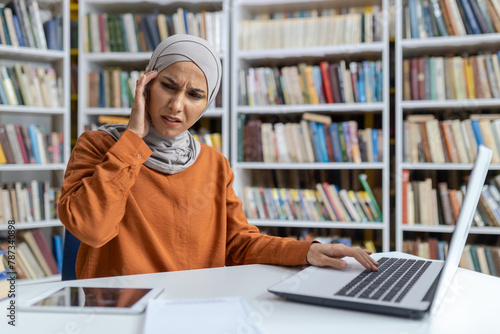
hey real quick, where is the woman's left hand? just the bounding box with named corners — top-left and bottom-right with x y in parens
top-left (306, 243), bottom-right (379, 271)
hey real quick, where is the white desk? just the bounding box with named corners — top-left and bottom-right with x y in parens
top-left (2, 252), bottom-right (499, 334)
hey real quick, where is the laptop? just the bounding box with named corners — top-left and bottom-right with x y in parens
top-left (268, 145), bottom-right (493, 319)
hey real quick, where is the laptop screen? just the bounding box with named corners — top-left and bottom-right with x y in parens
top-left (430, 145), bottom-right (492, 314)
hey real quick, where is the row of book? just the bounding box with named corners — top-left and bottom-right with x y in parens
top-left (0, 0), bottom-right (62, 50)
top-left (241, 114), bottom-right (383, 164)
top-left (0, 181), bottom-right (60, 224)
top-left (242, 176), bottom-right (382, 223)
top-left (402, 171), bottom-right (500, 226)
top-left (239, 60), bottom-right (383, 107)
top-left (87, 69), bottom-right (142, 109)
top-left (0, 64), bottom-right (63, 107)
top-left (0, 124), bottom-right (63, 165)
top-left (403, 114), bottom-right (500, 164)
top-left (191, 131), bottom-right (222, 153)
top-left (83, 9), bottom-right (224, 54)
top-left (0, 229), bottom-right (62, 281)
top-left (402, 53), bottom-right (500, 101)
top-left (403, 239), bottom-right (500, 277)
top-left (403, 0), bottom-right (500, 39)
top-left (238, 6), bottom-right (383, 50)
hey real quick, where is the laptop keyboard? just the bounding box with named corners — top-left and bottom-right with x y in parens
top-left (335, 257), bottom-right (432, 303)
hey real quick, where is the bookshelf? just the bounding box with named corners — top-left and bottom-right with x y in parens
top-left (231, 0), bottom-right (391, 252)
top-left (77, 0), bottom-right (230, 157)
top-left (395, 0), bottom-right (500, 275)
top-left (0, 0), bottom-right (70, 283)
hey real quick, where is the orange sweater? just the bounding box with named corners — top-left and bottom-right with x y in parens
top-left (59, 130), bottom-right (313, 279)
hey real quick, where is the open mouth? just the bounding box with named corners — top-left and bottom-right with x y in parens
top-left (162, 116), bottom-right (181, 123)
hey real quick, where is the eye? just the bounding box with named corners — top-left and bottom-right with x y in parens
top-left (189, 92), bottom-right (203, 100)
top-left (161, 82), bottom-right (174, 90)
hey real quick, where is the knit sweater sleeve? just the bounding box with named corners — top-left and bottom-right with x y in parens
top-left (223, 159), bottom-right (314, 266)
top-left (58, 130), bottom-right (152, 248)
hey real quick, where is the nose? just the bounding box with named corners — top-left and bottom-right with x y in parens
top-left (168, 92), bottom-right (184, 113)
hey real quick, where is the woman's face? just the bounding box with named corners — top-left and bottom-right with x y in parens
top-left (148, 61), bottom-right (208, 138)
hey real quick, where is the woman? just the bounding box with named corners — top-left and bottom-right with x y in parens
top-left (58, 35), bottom-right (378, 279)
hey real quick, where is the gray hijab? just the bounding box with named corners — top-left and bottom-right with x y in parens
top-left (99, 34), bottom-right (222, 174)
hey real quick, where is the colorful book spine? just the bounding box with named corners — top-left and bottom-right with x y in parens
top-left (358, 173), bottom-right (382, 221)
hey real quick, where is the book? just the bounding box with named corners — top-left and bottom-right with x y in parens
top-left (425, 119), bottom-right (446, 163)
top-left (299, 120), bottom-right (316, 163)
top-left (319, 61), bottom-right (334, 103)
top-left (274, 123), bottom-right (291, 163)
top-left (325, 183), bottom-right (351, 222)
top-left (3, 7), bottom-right (19, 47)
top-left (20, 230), bottom-right (52, 276)
top-left (402, 169), bottom-right (410, 225)
top-left (339, 189), bottom-right (361, 222)
top-left (479, 119), bottom-right (500, 163)
top-left (438, 182), bottom-right (455, 225)
top-left (348, 121), bottom-right (361, 163)
top-left (484, 247), bottom-right (497, 277)
top-left (355, 191), bottom-right (374, 221)
top-left (348, 190), bottom-right (368, 222)
top-left (302, 112), bottom-right (332, 125)
top-left (315, 123), bottom-right (330, 163)
top-left (358, 174), bottom-right (382, 221)
top-left (490, 247), bottom-right (500, 277)
top-left (315, 183), bottom-right (338, 221)
top-left (418, 122), bottom-right (433, 162)
top-left (17, 241), bottom-right (44, 278)
top-left (306, 121), bottom-right (320, 162)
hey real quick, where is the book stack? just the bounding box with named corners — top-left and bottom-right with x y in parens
top-left (87, 68), bottom-right (143, 109)
top-left (403, 238), bottom-right (449, 259)
top-left (0, 64), bottom-right (63, 107)
top-left (84, 9), bottom-right (224, 54)
top-left (0, 0), bottom-right (62, 50)
top-left (0, 181), bottom-right (60, 224)
top-left (402, 170), bottom-right (500, 227)
top-left (243, 176), bottom-right (382, 223)
top-left (0, 124), bottom-right (63, 165)
top-left (240, 60), bottom-right (383, 106)
top-left (241, 114), bottom-right (383, 164)
top-left (403, 239), bottom-right (500, 277)
top-left (461, 244), bottom-right (500, 276)
top-left (403, 0), bottom-right (500, 39)
top-left (403, 114), bottom-right (500, 164)
top-left (0, 230), bottom-right (60, 281)
top-left (238, 6), bottom-right (383, 50)
top-left (402, 53), bottom-right (500, 100)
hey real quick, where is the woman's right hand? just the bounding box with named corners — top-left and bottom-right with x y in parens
top-left (127, 67), bottom-right (158, 138)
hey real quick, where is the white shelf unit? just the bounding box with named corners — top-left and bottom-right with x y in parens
top-left (395, 0), bottom-right (500, 251)
top-left (0, 0), bottom-right (70, 282)
top-left (231, 0), bottom-right (390, 252)
top-left (77, 0), bottom-right (231, 158)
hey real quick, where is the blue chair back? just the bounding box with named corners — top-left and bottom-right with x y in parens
top-left (62, 229), bottom-right (81, 280)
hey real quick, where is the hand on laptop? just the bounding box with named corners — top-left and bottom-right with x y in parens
top-left (306, 243), bottom-right (379, 271)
